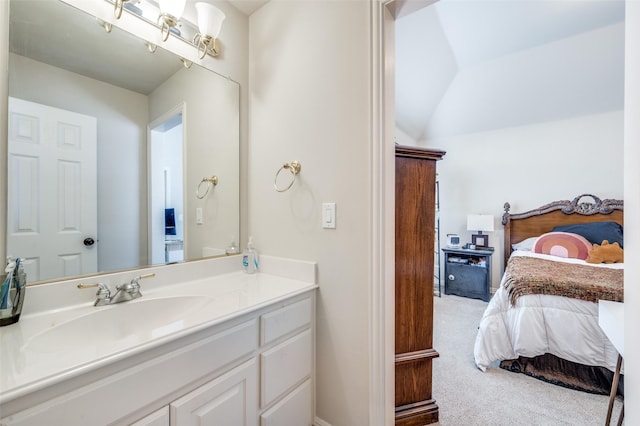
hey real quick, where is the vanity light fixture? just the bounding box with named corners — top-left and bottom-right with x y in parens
top-left (158, 0), bottom-right (187, 42)
top-left (96, 18), bottom-right (113, 33)
top-left (144, 41), bottom-right (158, 53)
top-left (114, 0), bottom-right (131, 19)
top-left (179, 57), bottom-right (193, 69)
top-left (193, 2), bottom-right (226, 58)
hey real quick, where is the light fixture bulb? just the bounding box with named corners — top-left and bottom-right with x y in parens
top-left (195, 2), bottom-right (226, 39)
top-left (159, 0), bottom-right (186, 20)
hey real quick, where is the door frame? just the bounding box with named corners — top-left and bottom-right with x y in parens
top-left (370, 1), bottom-right (437, 424)
top-left (147, 102), bottom-right (187, 266)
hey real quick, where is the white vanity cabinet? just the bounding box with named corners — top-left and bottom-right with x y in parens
top-left (0, 291), bottom-right (315, 426)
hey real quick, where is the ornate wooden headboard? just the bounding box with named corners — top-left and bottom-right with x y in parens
top-left (502, 194), bottom-right (624, 265)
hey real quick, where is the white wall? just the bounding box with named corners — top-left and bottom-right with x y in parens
top-left (624, 2), bottom-right (640, 424)
top-left (394, 125), bottom-right (417, 146)
top-left (249, 1), bottom-right (372, 424)
top-left (149, 65), bottom-right (240, 260)
top-left (8, 53), bottom-right (149, 272)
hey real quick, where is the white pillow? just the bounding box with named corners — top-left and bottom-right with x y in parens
top-left (512, 236), bottom-right (538, 252)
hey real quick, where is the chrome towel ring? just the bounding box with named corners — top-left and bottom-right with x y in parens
top-left (196, 176), bottom-right (218, 199)
top-left (274, 161), bottom-right (301, 192)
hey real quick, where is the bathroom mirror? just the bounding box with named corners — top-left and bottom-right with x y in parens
top-left (6, 0), bottom-right (240, 284)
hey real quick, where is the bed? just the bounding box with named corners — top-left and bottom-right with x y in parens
top-left (473, 194), bottom-right (624, 394)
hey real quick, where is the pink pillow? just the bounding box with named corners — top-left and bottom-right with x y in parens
top-left (532, 232), bottom-right (593, 260)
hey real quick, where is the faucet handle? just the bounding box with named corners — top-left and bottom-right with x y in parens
top-left (131, 272), bottom-right (156, 285)
top-left (121, 272), bottom-right (155, 299)
top-left (77, 282), bottom-right (111, 306)
top-left (130, 272), bottom-right (156, 291)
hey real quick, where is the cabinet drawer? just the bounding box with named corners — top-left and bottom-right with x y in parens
top-left (261, 329), bottom-right (312, 407)
top-left (261, 297), bottom-right (312, 345)
top-left (260, 379), bottom-right (312, 426)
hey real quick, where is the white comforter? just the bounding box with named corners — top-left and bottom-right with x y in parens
top-left (473, 251), bottom-right (622, 373)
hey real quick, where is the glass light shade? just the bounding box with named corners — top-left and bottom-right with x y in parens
top-left (159, 0), bottom-right (186, 19)
top-left (466, 214), bottom-right (495, 232)
top-left (195, 2), bottom-right (226, 39)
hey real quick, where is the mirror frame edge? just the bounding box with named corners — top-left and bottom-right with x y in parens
top-left (4, 0), bottom-right (243, 286)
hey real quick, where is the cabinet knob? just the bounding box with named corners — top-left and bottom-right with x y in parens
top-left (448, 274), bottom-right (455, 281)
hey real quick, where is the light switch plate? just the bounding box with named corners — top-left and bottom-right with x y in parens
top-left (322, 203), bottom-right (336, 229)
top-left (196, 207), bottom-right (203, 225)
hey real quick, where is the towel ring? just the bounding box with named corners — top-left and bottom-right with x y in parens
top-left (274, 161), bottom-right (301, 192)
top-left (196, 176), bottom-right (218, 199)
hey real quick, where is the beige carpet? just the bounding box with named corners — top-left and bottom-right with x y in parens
top-left (431, 294), bottom-right (623, 426)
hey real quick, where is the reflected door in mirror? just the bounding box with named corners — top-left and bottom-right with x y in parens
top-left (7, 97), bottom-right (98, 282)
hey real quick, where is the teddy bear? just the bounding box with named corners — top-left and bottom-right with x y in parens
top-left (586, 240), bottom-right (624, 264)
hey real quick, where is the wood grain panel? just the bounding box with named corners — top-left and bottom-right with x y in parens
top-left (395, 157), bottom-right (435, 353)
top-left (394, 146), bottom-right (445, 425)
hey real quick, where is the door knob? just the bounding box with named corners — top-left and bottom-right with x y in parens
top-left (84, 237), bottom-right (96, 247)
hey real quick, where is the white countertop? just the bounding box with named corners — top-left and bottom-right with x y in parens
top-left (0, 255), bottom-right (317, 405)
top-left (598, 300), bottom-right (624, 356)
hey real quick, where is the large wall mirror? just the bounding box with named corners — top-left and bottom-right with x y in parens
top-left (6, 0), bottom-right (240, 284)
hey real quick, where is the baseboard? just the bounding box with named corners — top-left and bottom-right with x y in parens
top-left (314, 416), bottom-right (332, 426)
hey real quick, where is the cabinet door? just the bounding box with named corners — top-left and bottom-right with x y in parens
top-left (170, 359), bottom-right (258, 426)
top-left (130, 407), bottom-right (169, 426)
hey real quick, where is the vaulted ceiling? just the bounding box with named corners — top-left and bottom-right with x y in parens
top-left (395, 0), bottom-right (625, 142)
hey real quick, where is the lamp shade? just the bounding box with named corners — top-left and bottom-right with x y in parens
top-left (467, 214), bottom-right (494, 232)
top-left (159, 0), bottom-right (186, 19)
top-left (195, 2), bottom-right (226, 38)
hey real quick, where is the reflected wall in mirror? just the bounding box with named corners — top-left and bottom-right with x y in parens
top-left (6, 0), bottom-right (240, 284)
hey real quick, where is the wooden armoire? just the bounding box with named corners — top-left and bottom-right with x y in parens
top-left (395, 145), bottom-right (445, 425)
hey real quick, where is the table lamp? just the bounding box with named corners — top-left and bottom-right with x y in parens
top-left (467, 214), bottom-right (494, 248)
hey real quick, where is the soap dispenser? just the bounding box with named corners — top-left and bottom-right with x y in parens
top-left (241, 236), bottom-right (259, 274)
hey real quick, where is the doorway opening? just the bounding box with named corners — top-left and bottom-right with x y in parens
top-left (149, 106), bottom-right (185, 265)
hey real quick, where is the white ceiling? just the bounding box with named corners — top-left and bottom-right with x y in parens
top-left (395, 0), bottom-right (626, 142)
top-left (434, 0), bottom-right (624, 69)
top-left (228, 0), bottom-right (269, 15)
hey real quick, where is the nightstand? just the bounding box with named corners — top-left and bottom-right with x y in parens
top-left (442, 247), bottom-right (493, 302)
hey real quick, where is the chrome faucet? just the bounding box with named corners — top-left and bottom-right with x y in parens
top-left (78, 273), bottom-right (155, 306)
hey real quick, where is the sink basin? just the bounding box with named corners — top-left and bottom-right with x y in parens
top-left (24, 296), bottom-right (213, 353)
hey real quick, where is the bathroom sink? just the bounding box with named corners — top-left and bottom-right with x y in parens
top-left (24, 296), bottom-right (213, 353)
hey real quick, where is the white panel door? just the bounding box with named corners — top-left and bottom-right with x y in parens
top-left (7, 97), bottom-right (98, 282)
